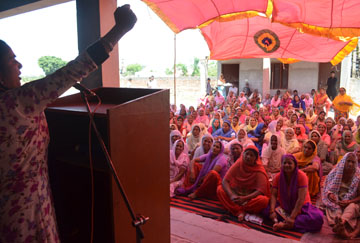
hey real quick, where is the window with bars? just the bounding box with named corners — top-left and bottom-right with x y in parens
top-left (271, 63), bottom-right (289, 89)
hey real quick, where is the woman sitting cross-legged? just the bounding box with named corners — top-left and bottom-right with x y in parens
top-left (294, 140), bottom-right (322, 198)
top-left (177, 141), bottom-right (227, 200)
top-left (216, 145), bottom-right (270, 221)
top-left (322, 152), bottom-right (360, 239)
top-left (264, 154), bottom-right (324, 232)
top-left (170, 140), bottom-right (190, 197)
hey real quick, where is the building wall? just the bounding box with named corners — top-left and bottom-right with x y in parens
top-left (220, 59), bottom-right (264, 94)
top-left (287, 62), bottom-right (319, 94)
top-left (220, 59), bottom-right (319, 96)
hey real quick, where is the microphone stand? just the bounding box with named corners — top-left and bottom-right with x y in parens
top-left (79, 90), bottom-right (149, 243)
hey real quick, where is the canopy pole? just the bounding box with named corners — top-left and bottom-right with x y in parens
top-left (174, 33), bottom-right (177, 106)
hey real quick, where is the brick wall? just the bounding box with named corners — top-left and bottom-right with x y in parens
top-left (121, 76), bottom-right (217, 107)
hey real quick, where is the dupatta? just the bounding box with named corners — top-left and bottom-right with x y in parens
top-left (224, 145), bottom-right (270, 197)
top-left (170, 140), bottom-right (190, 180)
top-left (323, 152), bottom-right (360, 210)
top-left (294, 140), bottom-right (318, 168)
top-left (176, 141), bottom-right (226, 195)
top-left (333, 93), bottom-right (360, 114)
top-left (279, 154), bottom-right (300, 214)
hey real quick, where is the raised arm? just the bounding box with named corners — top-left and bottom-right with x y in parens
top-left (7, 5), bottom-right (137, 115)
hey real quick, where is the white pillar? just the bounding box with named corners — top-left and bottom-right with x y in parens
top-left (262, 58), bottom-right (271, 97)
top-left (200, 58), bottom-right (208, 96)
top-left (340, 55), bottom-right (351, 91)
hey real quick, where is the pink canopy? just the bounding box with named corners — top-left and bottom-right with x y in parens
top-left (201, 16), bottom-right (357, 65)
top-left (143, 0), bottom-right (360, 64)
top-left (272, 0), bottom-right (360, 40)
top-left (143, 0), bottom-right (271, 33)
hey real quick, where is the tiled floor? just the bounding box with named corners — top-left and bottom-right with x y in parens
top-left (170, 208), bottom-right (360, 243)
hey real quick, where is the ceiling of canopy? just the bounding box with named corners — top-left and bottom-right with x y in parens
top-left (142, 0), bottom-right (360, 65)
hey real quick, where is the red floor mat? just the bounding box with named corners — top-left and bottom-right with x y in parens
top-left (171, 196), bottom-right (304, 241)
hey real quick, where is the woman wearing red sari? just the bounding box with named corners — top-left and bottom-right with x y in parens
top-left (177, 141), bottom-right (227, 200)
top-left (217, 145), bottom-right (270, 221)
top-left (314, 88), bottom-right (331, 115)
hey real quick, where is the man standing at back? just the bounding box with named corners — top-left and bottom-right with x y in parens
top-left (206, 78), bottom-right (212, 95)
top-left (326, 71), bottom-right (337, 100)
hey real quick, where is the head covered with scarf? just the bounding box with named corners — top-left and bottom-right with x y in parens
top-left (170, 139), bottom-right (189, 173)
top-left (323, 152), bottom-right (360, 210)
top-left (224, 145), bottom-right (270, 197)
top-left (176, 140), bottom-right (226, 195)
top-left (170, 130), bottom-right (182, 149)
top-left (278, 154), bottom-right (300, 214)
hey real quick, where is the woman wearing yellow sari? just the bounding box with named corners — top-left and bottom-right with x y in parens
top-left (294, 140), bottom-right (322, 198)
top-left (314, 88), bottom-right (331, 115)
top-left (332, 87), bottom-right (360, 122)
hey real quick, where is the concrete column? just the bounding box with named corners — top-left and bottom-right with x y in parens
top-left (76, 0), bottom-right (119, 89)
top-left (200, 58), bottom-right (207, 96)
top-left (262, 58), bottom-right (271, 97)
top-left (340, 55), bottom-right (351, 91)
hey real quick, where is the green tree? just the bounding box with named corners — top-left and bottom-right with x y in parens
top-left (191, 57), bottom-right (200, 76)
top-left (125, 63), bottom-right (144, 76)
top-left (21, 75), bottom-right (45, 84)
top-left (165, 67), bottom-right (174, 75)
top-left (38, 56), bottom-right (67, 75)
top-left (176, 63), bottom-right (188, 76)
top-left (208, 60), bottom-right (218, 77)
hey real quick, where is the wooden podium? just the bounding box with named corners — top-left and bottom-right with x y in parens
top-left (45, 87), bottom-right (170, 243)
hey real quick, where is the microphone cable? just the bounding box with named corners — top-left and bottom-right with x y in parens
top-left (87, 93), bottom-right (102, 243)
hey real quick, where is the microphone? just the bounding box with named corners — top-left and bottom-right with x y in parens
top-left (73, 83), bottom-right (97, 96)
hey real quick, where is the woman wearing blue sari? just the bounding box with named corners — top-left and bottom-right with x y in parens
top-left (213, 120), bottom-right (236, 144)
top-left (248, 123), bottom-right (268, 155)
top-left (292, 95), bottom-right (306, 112)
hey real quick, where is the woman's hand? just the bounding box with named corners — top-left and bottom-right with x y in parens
top-left (269, 211), bottom-right (277, 222)
top-left (338, 200), bottom-right (351, 208)
top-left (189, 170), bottom-right (196, 183)
top-left (285, 217), bottom-right (295, 228)
top-left (232, 195), bottom-right (247, 205)
top-left (328, 193), bottom-right (337, 203)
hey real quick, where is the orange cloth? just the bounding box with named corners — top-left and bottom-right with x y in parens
top-left (195, 171), bottom-right (221, 200)
top-left (183, 163), bottom-right (202, 188)
top-left (217, 185), bottom-right (269, 216)
top-left (294, 140), bottom-right (321, 197)
top-left (224, 145), bottom-right (270, 197)
top-left (183, 163), bottom-right (221, 200)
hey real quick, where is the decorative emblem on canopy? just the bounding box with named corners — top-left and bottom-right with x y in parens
top-left (254, 29), bottom-right (280, 53)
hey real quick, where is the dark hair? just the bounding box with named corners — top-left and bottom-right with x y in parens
top-left (214, 140), bottom-right (223, 149)
top-left (319, 110), bottom-right (326, 116)
top-left (306, 140), bottom-right (316, 151)
top-left (245, 148), bottom-right (259, 160)
top-left (293, 90), bottom-right (298, 93)
top-left (0, 40), bottom-right (11, 72)
top-left (330, 71), bottom-right (335, 74)
top-left (177, 116), bottom-right (184, 121)
top-left (299, 113), bottom-right (306, 119)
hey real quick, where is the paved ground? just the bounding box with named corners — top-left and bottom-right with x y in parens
top-left (170, 208), bottom-right (360, 243)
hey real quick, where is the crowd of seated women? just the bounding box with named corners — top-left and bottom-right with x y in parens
top-left (169, 87), bottom-right (360, 238)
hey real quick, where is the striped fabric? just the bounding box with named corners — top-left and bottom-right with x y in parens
top-left (171, 196), bottom-right (303, 240)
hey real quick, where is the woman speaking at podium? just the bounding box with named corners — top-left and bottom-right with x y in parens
top-left (0, 5), bottom-right (136, 242)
